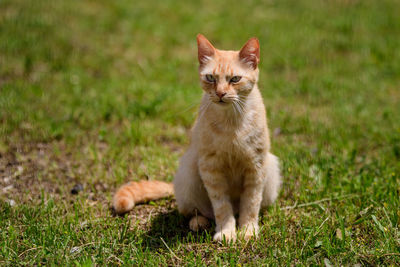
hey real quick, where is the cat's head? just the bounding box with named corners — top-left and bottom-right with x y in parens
top-left (197, 34), bottom-right (260, 106)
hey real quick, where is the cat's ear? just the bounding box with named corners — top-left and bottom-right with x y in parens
top-left (197, 34), bottom-right (215, 66)
top-left (239, 37), bottom-right (260, 69)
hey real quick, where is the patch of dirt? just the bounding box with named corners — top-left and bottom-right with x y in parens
top-left (0, 142), bottom-right (112, 206)
top-left (0, 143), bottom-right (71, 202)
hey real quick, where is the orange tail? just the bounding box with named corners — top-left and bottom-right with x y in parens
top-left (112, 180), bottom-right (174, 214)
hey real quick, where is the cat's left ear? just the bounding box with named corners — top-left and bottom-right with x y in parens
top-left (239, 37), bottom-right (260, 69)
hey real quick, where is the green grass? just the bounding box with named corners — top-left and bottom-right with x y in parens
top-left (1, 0), bottom-right (400, 265)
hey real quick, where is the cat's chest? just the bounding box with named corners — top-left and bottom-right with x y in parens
top-left (203, 125), bottom-right (265, 155)
top-left (200, 130), bottom-right (265, 171)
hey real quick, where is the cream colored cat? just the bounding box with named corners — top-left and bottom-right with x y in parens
top-left (113, 34), bottom-right (281, 242)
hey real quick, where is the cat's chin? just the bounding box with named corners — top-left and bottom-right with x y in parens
top-left (213, 101), bottom-right (231, 108)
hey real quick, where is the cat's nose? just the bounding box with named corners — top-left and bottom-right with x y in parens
top-left (216, 92), bottom-right (226, 99)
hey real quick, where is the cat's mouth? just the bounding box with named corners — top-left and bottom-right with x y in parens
top-left (216, 99), bottom-right (229, 105)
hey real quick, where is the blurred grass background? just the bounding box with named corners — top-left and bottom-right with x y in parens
top-left (1, 0), bottom-right (399, 265)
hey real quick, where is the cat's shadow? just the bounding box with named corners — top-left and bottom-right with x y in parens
top-left (140, 209), bottom-right (214, 251)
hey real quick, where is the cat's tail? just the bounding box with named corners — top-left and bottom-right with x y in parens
top-left (112, 180), bottom-right (174, 214)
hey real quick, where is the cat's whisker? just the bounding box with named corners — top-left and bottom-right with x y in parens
top-left (198, 101), bottom-right (212, 118)
top-left (236, 95), bottom-right (247, 104)
top-left (234, 100), bottom-right (245, 117)
top-left (235, 99), bottom-right (247, 115)
top-left (199, 103), bottom-right (209, 116)
top-left (232, 102), bottom-right (239, 125)
top-left (199, 101), bottom-right (209, 112)
top-left (234, 102), bottom-right (242, 124)
top-left (177, 101), bottom-right (201, 116)
top-left (238, 95), bottom-right (249, 105)
top-left (237, 102), bottom-right (245, 114)
top-left (233, 106), bottom-right (243, 125)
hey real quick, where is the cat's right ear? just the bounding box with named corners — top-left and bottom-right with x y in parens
top-left (197, 34), bottom-right (215, 66)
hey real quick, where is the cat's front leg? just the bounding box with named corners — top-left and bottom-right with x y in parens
top-left (199, 159), bottom-right (236, 242)
top-left (238, 171), bottom-right (264, 240)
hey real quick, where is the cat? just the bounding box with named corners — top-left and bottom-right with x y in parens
top-left (113, 34), bottom-right (282, 242)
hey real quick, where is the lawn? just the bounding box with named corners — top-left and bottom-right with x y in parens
top-left (1, 0), bottom-right (400, 265)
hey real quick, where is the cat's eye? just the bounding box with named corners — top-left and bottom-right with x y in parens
top-left (230, 76), bottom-right (241, 83)
top-left (205, 74), bottom-right (216, 83)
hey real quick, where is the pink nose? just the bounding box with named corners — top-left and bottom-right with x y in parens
top-left (216, 92), bottom-right (226, 98)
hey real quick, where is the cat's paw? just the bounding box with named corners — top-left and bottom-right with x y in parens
top-left (240, 223), bottom-right (259, 240)
top-left (213, 228), bottom-right (237, 243)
